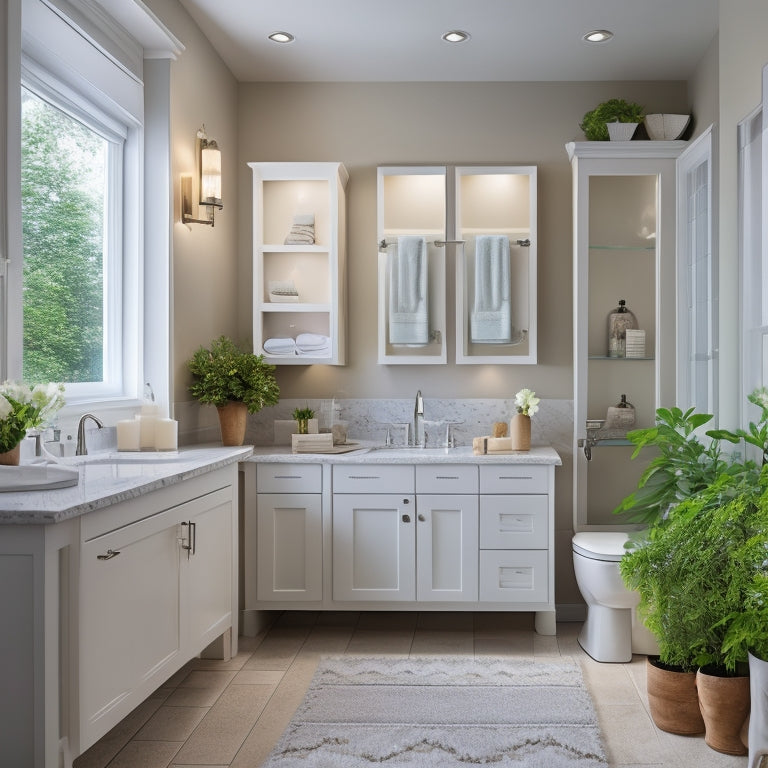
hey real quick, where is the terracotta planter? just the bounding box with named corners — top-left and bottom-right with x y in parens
top-left (749, 652), bottom-right (768, 768)
top-left (646, 657), bottom-right (704, 735)
top-left (509, 414), bottom-right (531, 451)
top-left (0, 443), bottom-right (21, 466)
top-left (696, 667), bottom-right (751, 755)
top-left (216, 401), bottom-right (248, 446)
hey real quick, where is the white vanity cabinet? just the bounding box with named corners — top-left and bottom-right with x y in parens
top-left (248, 463), bottom-right (323, 602)
top-left (77, 471), bottom-right (236, 751)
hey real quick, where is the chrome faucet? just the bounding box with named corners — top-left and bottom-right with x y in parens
top-left (76, 413), bottom-right (104, 456)
top-left (413, 390), bottom-right (425, 448)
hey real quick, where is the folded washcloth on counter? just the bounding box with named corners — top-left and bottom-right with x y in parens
top-left (263, 337), bottom-right (297, 356)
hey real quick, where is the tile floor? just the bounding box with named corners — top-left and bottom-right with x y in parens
top-left (73, 611), bottom-right (750, 768)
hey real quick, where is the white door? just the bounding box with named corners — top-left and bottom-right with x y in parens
top-left (416, 494), bottom-right (478, 601)
top-left (80, 516), bottom-right (181, 748)
top-left (256, 493), bottom-right (322, 601)
top-left (182, 496), bottom-right (233, 652)
top-left (333, 494), bottom-right (416, 601)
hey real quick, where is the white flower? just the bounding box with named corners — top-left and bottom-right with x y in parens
top-left (0, 394), bottom-right (11, 420)
top-left (514, 388), bottom-right (540, 417)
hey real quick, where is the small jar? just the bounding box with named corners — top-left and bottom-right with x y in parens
top-left (607, 299), bottom-right (638, 358)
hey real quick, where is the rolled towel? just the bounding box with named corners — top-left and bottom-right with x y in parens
top-left (296, 332), bottom-right (330, 350)
top-left (297, 345), bottom-right (330, 357)
top-left (263, 337), bottom-right (297, 355)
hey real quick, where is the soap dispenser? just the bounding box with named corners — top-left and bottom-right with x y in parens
top-left (607, 299), bottom-right (638, 358)
top-left (605, 394), bottom-right (636, 430)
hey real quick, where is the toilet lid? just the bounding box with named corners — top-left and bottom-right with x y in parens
top-left (572, 531), bottom-right (629, 562)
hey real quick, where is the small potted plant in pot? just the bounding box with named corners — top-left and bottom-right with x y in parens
top-left (580, 98), bottom-right (645, 141)
top-left (187, 336), bottom-right (280, 446)
top-left (292, 405), bottom-right (315, 435)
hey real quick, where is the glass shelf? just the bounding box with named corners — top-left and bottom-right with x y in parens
top-left (588, 245), bottom-right (655, 251)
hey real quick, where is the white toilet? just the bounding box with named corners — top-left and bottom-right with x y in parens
top-left (572, 531), bottom-right (659, 663)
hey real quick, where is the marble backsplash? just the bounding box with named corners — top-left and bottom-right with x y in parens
top-left (245, 397), bottom-right (573, 460)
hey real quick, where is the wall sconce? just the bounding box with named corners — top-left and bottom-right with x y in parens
top-left (181, 125), bottom-right (223, 227)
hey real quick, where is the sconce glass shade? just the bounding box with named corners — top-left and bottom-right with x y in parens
top-left (200, 140), bottom-right (222, 206)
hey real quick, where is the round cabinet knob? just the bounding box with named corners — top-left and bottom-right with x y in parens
top-left (418, 514), bottom-right (426, 522)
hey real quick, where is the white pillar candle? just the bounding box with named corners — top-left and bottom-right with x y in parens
top-left (139, 404), bottom-right (159, 450)
top-left (154, 418), bottom-right (178, 451)
top-left (116, 419), bottom-right (141, 451)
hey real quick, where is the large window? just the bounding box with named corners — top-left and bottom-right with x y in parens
top-left (21, 86), bottom-right (122, 388)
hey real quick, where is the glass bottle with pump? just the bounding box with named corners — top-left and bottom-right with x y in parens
top-left (607, 299), bottom-right (638, 358)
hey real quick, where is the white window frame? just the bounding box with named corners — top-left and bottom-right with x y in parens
top-left (5, 0), bottom-right (181, 422)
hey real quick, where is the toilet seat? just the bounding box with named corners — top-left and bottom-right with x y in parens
top-left (572, 531), bottom-right (629, 562)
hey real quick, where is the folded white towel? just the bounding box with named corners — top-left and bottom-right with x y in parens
top-left (263, 337), bottom-right (297, 355)
top-left (284, 213), bottom-right (316, 245)
top-left (296, 332), bottom-right (330, 349)
top-left (297, 346), bottom-right (330, 357)
top-left (470, 235), bottom-right (512, 343)
top-left (388, 236), bottom-right (429, 345)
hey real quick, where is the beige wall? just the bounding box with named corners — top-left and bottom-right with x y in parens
top-left (237, 81), bottom-right (688, 401)
top-left (688, 33), bottom-right (719, 138)
top-left (145, 0), bottom-right (240, 411)
top-left (717, 0), bottom-right (768, 428)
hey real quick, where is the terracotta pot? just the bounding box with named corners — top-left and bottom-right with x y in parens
top-left (509, 414), bottom-right (531, 451)
top-left (216, 401), bottom-right (248, 446)
top-left (645, 657), bottom-right (704, 735)
top-left (0, 443), bottom-right (21, 466)
top-left (696, 667), bottom-right (751, 755)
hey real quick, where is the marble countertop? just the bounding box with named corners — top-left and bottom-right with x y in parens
top-left (0, 445), bottom-right (252, 525)
top-left (247, 444), bottom-right (562, 466)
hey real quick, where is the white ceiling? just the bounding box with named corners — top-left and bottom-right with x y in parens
top-left (178, 0), bottom-right (718, 83)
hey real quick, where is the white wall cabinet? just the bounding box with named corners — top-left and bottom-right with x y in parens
top-left (377, 164), bottom-right (537, 364)
top-left (567, 141), bottom-right (685, 531)
top-left (250, 162), bottom-right (348, 365)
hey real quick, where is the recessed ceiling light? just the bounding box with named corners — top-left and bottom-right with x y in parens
top-left (268, 31), bottom-right (295, 44)
top-left (442, 30), bottom-right (470, 43)
top-left (583, 29), bottom-right (614, 43)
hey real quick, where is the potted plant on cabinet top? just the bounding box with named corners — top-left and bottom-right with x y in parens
top-left (580, 98), bottom-right (645, 141)
top-left (187, 335), bottom-right (280, 446)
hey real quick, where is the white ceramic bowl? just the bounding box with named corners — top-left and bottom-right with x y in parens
top-left (644, 113), bottom-right (690, 140)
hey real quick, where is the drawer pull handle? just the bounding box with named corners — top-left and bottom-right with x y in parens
top-left (347, 475), bottom-right (381, 480)
top-left (274, 475), bottom-right (304, 479)
top-left (97, 549), bottom-right (120, 560)
top-left (181, 521), bottom-right (197, 558)
top-left (435, 475), bottom-right (459, 480)
top-left (498, 475), bottom-right (533, 480)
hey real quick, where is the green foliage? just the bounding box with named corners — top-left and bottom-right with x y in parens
top-left (708, 386), bottom-right (768, 466)
top-left (188, 336), bottom-right (280, 414)
top-left (613, 407), bottom-right (734, 526)
top-left (292, 406), bottom-right (314, 420)
top-left (21, 89), bottom-right (105, 383)
top-left (621, 475), bottom-right (768, 672)
top-left (718, 573), bottom-right (768, 664)
top-left (580, 98), bottom-right (645, 140)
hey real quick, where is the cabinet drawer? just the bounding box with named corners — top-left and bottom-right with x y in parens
top-left (333, 464), bottom-right (414, 494)
top-left (479, 465), bottom-right (549, 494)
top-left (257, 463), bottom-right (322, 493)
top-left (416, 464), bottom-right (478, 494)
top-left (479, 550), bottom-right (548, 603)
top-left (479, 495), bottom-right (548, 549)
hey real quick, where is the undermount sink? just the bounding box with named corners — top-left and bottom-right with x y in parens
top-left (0, 463), bottom-right (79, 492)
top-left (369, 445), bottom-right (473, 457)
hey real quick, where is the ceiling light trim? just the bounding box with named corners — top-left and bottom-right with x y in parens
top-left (268, 31), bottom-right (295, 43)
top-left (582, 29), bottom-right (614, 43)
top-left (442, 30), bottom-right (470, 43)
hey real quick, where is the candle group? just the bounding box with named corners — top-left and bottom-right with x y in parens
top-left (117, 410), bottom-right (178, 452)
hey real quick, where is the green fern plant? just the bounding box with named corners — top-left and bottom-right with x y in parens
top-left (580, 98), bottom-right (645, 140)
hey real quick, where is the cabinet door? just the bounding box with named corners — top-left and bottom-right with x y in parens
top-left (256, 493), bottom-right (322, 601)
top-left (80, 516), bottom-right (181, 748)
top-left (182, 496), bottom-right (233, 652)
top-left (416, 494), bottom-right (478, 601)
top-left (332, 494), bottom-right (415, 601)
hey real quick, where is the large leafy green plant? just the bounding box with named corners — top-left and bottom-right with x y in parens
top-left (188, 336), bottom-right (280, 413)
top-left (613, 407), bottom-right (731, 526)
top-left (621, 474), bottom-right (768, 672)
